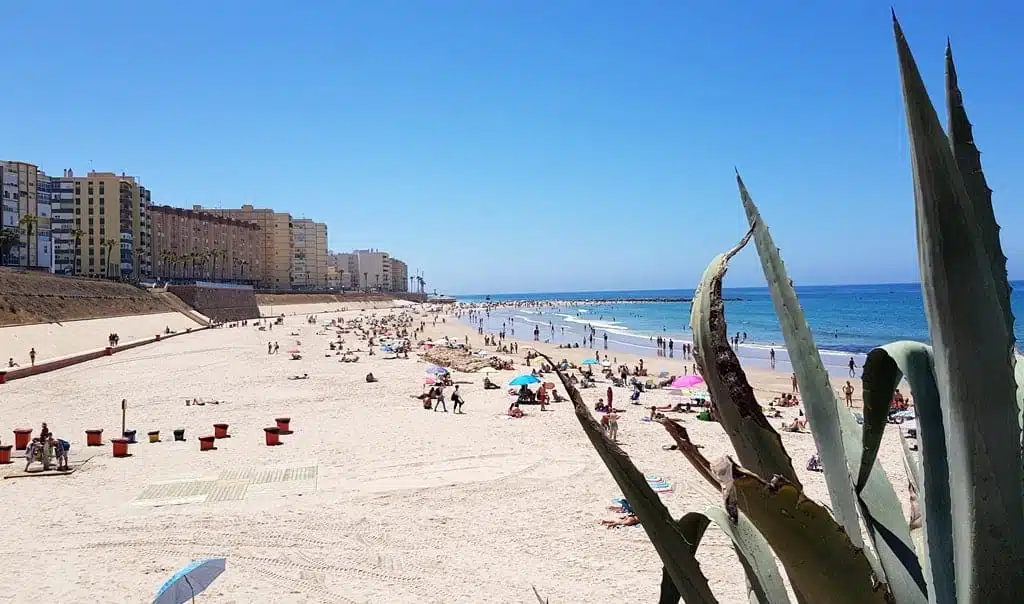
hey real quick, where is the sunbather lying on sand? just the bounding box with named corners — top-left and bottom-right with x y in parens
top-left (288, 373), bottom-right (309, 380)
top-left (365, 372), bottom-right (378, 383)
top-left (601, 514), bottom-right (640, 529)
top-left (782, 416), bottom-right (808, 432)
top-left (186, 397), bottom-right (222, 406)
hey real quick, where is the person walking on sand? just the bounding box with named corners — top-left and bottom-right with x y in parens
top-left (791, 373), bottom-right (799, 394)
top-left (606, 411), bottom-right (620, 442)
top-left (451, 385), bottom-right (465, 414)
top-left (434, 388), bottom-right (448, 413)
top-left (769, 347), bottom-right (776, 369)
top-left (848, 357), bottom-right (857, 377)
top-left (843, 381), bottom-right (855, 408)
top-left (29, 348), bottom-right (36, 366)
top-left (268, 342), bottom-right (273, 355)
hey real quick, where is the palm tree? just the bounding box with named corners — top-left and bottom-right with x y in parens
top-left (71, 228), bottom-right (84, 275)
top-left (103, 239), bottom-right (117, 279)
top-left (18, 214), bottom-right (37, 268)
top-left (363, 271), bottom-right (368, 292)
top-left (339, 268), bottom-right (345, 291)
top-left (208, 249), bottom-right (218, 281)
top-left (218, 249), bottom-right (228, 280)
top-left (197, 252), bottom-right (209, 280)
top-left (374, 273), bottom-right (380, 291)
top-left (0, 227), bottom-right (21, 266)
top-left (159, 250), bottom-right (171, 279)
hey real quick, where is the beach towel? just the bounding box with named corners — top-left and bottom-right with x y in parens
top-left (645, 475), bottom-right (673, 493)
top-left (613, 498), bottom-right (634, 514)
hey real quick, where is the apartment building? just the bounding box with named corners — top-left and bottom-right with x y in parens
top-left (327, 251), bottom-right (356, 289)
top-left (292, 218), bottom-right (328, 288)
top-left (59, 172), bottom-right (152, 278)
top-left (390, 257), bottom-right (409, 292)
top-left (195, 204), bottom-right (293, 288)
top-left (151, 205), bottom-right (263, 282)
top-left (0, 161), bottom-right (53, 270)
top-left (353, 249), bottom-right (391, 291)
top-left (50, 170), bottom-right (76, 274)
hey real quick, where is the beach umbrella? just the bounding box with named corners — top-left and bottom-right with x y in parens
top-left (424, 377), bottom-right (436, 385)
top-left (381, 345), bottom-right (394, 353)
top-left (509, 374), bottom-right (541, 386)
top-left (425, 365), bottom-right (448, 376)
top-left (671, 375), bottom-right (705, 389)
top-left (582, 358), bottom-right (599, 365)
top-left (542, 382), bottom-right (555, 390)
top-left (285, 347), bottom-right (300, 354)
top-left (153, 558), bottom-right (226, 604)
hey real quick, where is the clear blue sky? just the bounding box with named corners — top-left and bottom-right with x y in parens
top-left (3, 1), bottom-right (1021, 295)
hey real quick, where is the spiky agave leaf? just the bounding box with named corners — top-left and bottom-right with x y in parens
top-left (899, 434), bottom-right (925, 560)
top-left (702, 506), bottom-right (792, 604)
top-left (859, 342), bottom-right (953, 604)
top-left (734, 173), bottom-right (860, 540)
top-left (689, 226), bottom-right (802, 487)
top-left (714, 458), bottom-right (893, 604)
top-left (539, 351), bottom-right (718, 603)
top-left (894, 16), bottom-right (1024, 601)
top-left (945, 42), bottom-right (1013, 339)
top-left (738, 175), bottom-right (925, 603)
top-left (659, 513), bottom-right (712, 604)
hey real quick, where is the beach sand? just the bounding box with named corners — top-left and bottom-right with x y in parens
top-left (0, 305), bottom-right (911, 603)
top-left (0, 311), bottom-right (203, 366)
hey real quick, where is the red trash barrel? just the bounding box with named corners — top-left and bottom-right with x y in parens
top-left (13, 429), bottom-right (32, 451)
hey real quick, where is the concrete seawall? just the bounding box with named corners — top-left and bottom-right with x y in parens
top-left (168, 283), bottom-right (259, 323)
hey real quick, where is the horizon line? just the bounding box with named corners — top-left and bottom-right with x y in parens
top-left (449, 279), bottom-right (1024, 298)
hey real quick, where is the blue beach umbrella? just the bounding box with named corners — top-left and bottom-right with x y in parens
top-left (425, 365), bottom-right (448, 376)
top-left (582, 358), bottom-right (599, 365)
top-left (509, 374), bottom-right (541, 386)
top-left (153, 558), bottom-right (226, 604)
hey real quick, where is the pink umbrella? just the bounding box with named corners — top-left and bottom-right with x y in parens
top-left (424, 377), bottom-right (436, 385)
top-left (286, 347), bottom-right (301, 354)
top-left (671, 375), bottom-right (705, 389)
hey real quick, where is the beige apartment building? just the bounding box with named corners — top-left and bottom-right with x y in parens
top-left (327, 251), bottom-right (356, 289)
top-left (63, 171), bottom-right (152, 279)
top-left (292, 218), bottom-right (328, 288)
top-left (1, 161), bottom-right (53, 269)
top-left (353, 249), bottom-right (391, 291)
top-left (151, 205), bottom-right (263, 282)
top-left (195, 204), bottom-right (293, 289)
top-left (390, 257), bottom-right (409, 292)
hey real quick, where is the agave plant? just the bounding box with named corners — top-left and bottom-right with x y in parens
top-left (543, 15), bottom-right (1023, 604)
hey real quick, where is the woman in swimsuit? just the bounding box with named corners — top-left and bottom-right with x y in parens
top-left (606, 412), bottom-right (619, 442)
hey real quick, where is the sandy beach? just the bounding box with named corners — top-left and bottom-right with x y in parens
top-left (0, 312), bottom-right (203, 366)
top-left (0, 304), bottom-right (910, 603)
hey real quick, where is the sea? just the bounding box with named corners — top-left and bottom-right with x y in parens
top-left (455, 283), bottom-right (1024, 377)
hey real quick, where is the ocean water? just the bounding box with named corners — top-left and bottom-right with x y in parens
top-left (455, 283), bottom-right (1024, 377)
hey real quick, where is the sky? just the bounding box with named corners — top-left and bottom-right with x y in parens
top-left (2, 1), bottom-right (1021, 295)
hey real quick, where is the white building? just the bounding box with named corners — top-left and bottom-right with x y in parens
top-left (1, 161), bottom-right (53, 270)
top-left (353, 249), bottom-right (390, 291)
